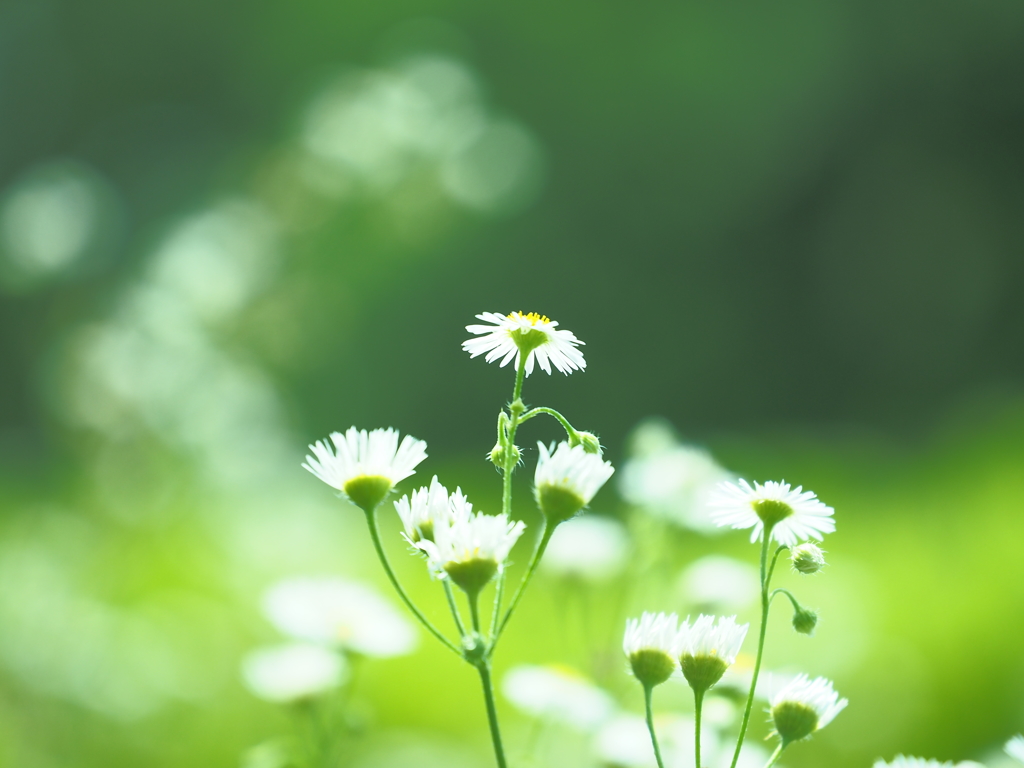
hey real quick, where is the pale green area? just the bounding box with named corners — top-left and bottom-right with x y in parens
top-left (1, 1), bottom-right (1024, 765)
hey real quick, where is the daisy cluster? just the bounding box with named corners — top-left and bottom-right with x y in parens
top-left (285, 310), bottom-right (994, 768)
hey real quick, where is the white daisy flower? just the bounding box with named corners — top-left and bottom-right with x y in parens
top-left (502, 664), bottom-right (616, 732)
top-left (710, 479), bottom-right (835, 547)
top-left (1007, 735), bottom-right (1024, 764)
top-left (769, 674), bottom-right (847, 745)
top-left (540, 515), bottom-right (629, 581)
top-left (415, 505), bottom-right (525, 596)
top-left (873, 757), bottom-right (985, 768)
top-left (623, 612), bottom-right (680, 688)
top-left (302, 427), bottom-right (427, 512)
top-left (676, 614), bottom-right (748, 693)
top-left (241, 643), bottom-right (346, 703)
top-left (393, 475), bottom-right (463, 543)
top-left (462, 311), bottom-right (586, 376)
top-left (534, 441), bottom-right (615, 524)
top-left (262, 576), bottom-right (417, 658)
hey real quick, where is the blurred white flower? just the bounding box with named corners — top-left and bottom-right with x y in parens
top-left (541, 516), bottom-right (629, 580)
top-left (501, 664), bottom-right (616, 732)
top-left (462, 311), bottom-right (585, 376)
top-left (769, 674), bottom-right (847, 744)
top-left (619, 419), bottom-right (731, 532)
top-left (711, 479), bottom-right (835, 547)
top-left (303, 427), bottom-right (427, 511)
top-left (242, 643), bottom-right (346, 703)
top-left (593, 713), bottom-right (725, 768)
top-left (1008, 735), bottom-right (1024, 764)
top-left (534, 441), bottom-right (615, 524)
top-left (677, 555), bottom-right (759, 613)
top-left (263, 577), bottom-right (417, 658)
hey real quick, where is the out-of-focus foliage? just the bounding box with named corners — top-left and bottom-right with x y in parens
top-left (1, 1), bottom-right (1023, 767)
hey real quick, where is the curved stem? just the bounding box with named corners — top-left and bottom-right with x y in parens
top-left (694, 689), bottom-right (705, 768)
top-left (643, 685), bottom-right (667, 768)
top-left (766, 544), bottom-right (788, 587)
top-left (493, 520), bottom-right (553, 646)
top-left (730, 530), bottom-right (775, 768)
top-left (763, 743), bottom-right (785, 768)
top-left (518, 406), bottom-right (576, 439)
top-left (364, 509), bottom-right (462, 656)
top-left (477, 662), bottom-right (509, 768)
top-left (770, 587), bottom-right (801, 611)
top-left (443, 580), bottom-right (467, 638)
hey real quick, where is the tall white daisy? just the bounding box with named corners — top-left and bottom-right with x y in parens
top-left (769, 674), bottom-right (847, 746)
top-left (534, 441), bottom-right (615, 524)
top-left (393, 475), bottom-right (463, 543)
top-left (676, 614), bottom-right (748, 694)
top-left (415, 505), bottom-right (526, 597)
top-left (1007, 735), bottom-right (1024, 764)
top-left (623, 612), bottom-right (680, 688)
top-left (710, 479), bottom-right (835, 547)
top-left (462, 311), bottom-right (586, 376)
top-left (303, 427), bottom-right (427, 512)
top-left (873, 757), bottom-right (985, 768)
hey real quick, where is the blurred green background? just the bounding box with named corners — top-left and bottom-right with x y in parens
top-left (1, 0), bottom-right (1023, 766)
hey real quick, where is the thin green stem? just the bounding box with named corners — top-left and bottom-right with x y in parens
top-left (694, 689), bottom-right (705, 768)
top-left (766, 544), bottom-right (788, 587)
top-left (763, 743), bottom-right (785, 768)
top-left (493, 520), bottom-right (553, 646)
top-left (469, 590), bottom-right (483, 634)
top-left (477, 662), bottom-right (509, 768)
top-left (518, 406), bottom-right (576, 439)
top-left (363, 509), bottom-right (462, 656)
top-left (489, 564), bottom-right (505, 639)
top-left (730, 530), bottom-right (775, 768)
top-left (443, 580), bottom-right (468, 638)
top-left (489, 358), bottom-right (527, 639)
top-left (643, 685), bottom-right (667, 768)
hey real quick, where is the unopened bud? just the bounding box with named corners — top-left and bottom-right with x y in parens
top-left (570, 431), bottom-right (603, 456)
top-left (791, 543), bottom-right (826, 575)
top-left (487, 443), bottom-right (521, 468)
top-left (792, 607), bottom-right (819, 636)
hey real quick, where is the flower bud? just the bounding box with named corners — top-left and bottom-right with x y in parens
top-left (488, 442), bottom-right (521, 468)
top-left (791, 543), bottom-right (826, 575)
top-left (570, 431), bottom-right (603, 456)
top-left (792, 607), bottom-right (819, 636)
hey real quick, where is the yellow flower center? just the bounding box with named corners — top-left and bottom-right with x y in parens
top-left (507, 311), bottom-right (550, 325)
